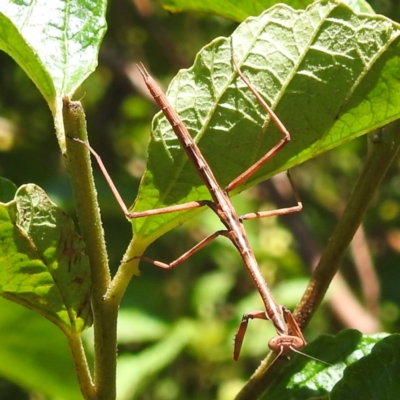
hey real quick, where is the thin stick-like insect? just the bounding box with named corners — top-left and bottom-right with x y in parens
top-left (74, 45), bottom-right (307, 360)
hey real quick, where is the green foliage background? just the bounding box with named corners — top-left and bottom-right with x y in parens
top-left (1, 0), bottom-right (400, 399)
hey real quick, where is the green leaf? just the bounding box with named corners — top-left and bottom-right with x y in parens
top-left (0, 177), bottom-right (17, 203)
top-left (0, 298), bottom-right (84, 400)
top-left (0, 184), bottom-right (92, 334)
top-left (162, 0), bottom-right (375, 21)
top-left (0, 0), bottom-right (107, 111)
top-left (331, 334), bottom-right (400, 399)
top-left (163, 0), bottom-right (314, 22)
top-left (131, 1), bottom-right (400, 245)
top-left (264, 329), bottom-right (389, 399)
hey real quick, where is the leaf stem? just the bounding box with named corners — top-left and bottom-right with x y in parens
top-left (105, 236), bottom-right (146, 305)
top-left (234, 120), bottom-right (400, 400)
top-left (62, 97), bottom-right (117, 399)
top-left (67, 332), bottom-right (96, 400)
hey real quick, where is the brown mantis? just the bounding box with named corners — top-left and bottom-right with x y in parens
top-left (74, 45), bottom-right (307, 361)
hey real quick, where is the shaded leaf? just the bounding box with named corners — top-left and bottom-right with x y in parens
top-left (131, 1), bottom-right (400, 245)
top-left (163, 0), bottom-right (314, 22)
top-left (162, 0), bottom-right (375, 22)
top-left (0, 184), bottom-right (92, 334)
top-left (0, 177), bottom-right (17, 203)
top-left (264, 329), bottom-right (389, 399)
top-left (331, 334), bottom-right (400, 399)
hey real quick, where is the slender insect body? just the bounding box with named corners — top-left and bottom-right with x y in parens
top-left (177, 128), bottom-right (194, 147)
top-left (171, 115), bottom-right (183, 128)
top-left (81, 59), bottom-right (307, 363)
top-left (136, 59), bottom-right (307, 360)
top-left (244, 253), bottom-right (287, 332)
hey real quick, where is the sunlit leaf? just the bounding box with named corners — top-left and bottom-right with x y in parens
top-left (0, 0), bottom-right (107, 112)
top-left (131, 1), bottom-right (400, 245)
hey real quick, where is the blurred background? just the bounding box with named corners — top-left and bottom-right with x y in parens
top-left (1, 0), bottom-right (400, 399)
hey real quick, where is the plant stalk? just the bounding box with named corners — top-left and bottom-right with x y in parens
top-left (62, 97), bottom-right (117, 400)
top-left (67, 332), bottom-right (96, 400)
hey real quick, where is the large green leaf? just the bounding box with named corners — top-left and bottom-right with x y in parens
top-left (264, 330), bottom-right (391, 399)
top-left (130, 1), bottom-right (400, 245)
top-left (0, 184), bottom-right (92, 334)
top-left (0, 0), bottom-right (107, 112)
top-left (331, 334), bottom-right (400, 399)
